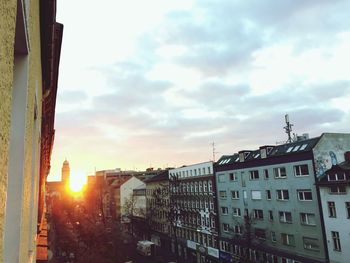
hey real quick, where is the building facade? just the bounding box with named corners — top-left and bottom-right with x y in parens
top-left (169, 162), bottom-right (220, 263)
top-left (0, 0), bottom-right (62, 262)
top-left (315, 137), bottom-right (350, 263)
top-left (215, 133), bottom-right (350, 263)
top-left (145, 170), bottom-right (171, 249)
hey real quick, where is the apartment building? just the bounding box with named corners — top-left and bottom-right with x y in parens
top-left (0, 0), bottom-right (62, 262)
top-left (215, 133), bottom-right (350, 263)
top-left (316, 151), bottom-right (350, 263)
top-left (145, 170), bottom-right (171, 248)
top-left (169, 162), bottom-right (219, 263)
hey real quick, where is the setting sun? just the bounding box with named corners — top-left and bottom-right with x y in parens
top-left (69, 170), bottom-right (87, 193)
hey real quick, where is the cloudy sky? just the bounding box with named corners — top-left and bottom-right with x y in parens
top-left (49, 0), bottom-right (350, 181)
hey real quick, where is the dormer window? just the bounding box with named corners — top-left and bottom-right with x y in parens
top-left (327, 173), bottom-right (346, 181)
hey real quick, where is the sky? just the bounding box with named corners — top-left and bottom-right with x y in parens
top-left (48, 0), bottom-right (350, 181)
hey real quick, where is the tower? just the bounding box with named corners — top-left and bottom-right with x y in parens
top-left (61, 159), bottom-right (70, 183)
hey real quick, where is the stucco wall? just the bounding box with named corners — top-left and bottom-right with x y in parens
top-left (320, 186), bottom-right (350, 263)
top-left (0, 0), bottom-right (44, 261)
top-left (19, 0), bottom-right (43, 261)
top-left (0, 0), bottom-right (17, 260)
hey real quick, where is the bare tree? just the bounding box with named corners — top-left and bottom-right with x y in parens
top-left (230, 213), bottom-right (263, 263)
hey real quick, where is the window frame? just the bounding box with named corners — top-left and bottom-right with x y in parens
top-left (249, 170), bottom-right (259, 180)
top-left (328, 201), bottom-right (337, 218)
top-left (281, 233), bottom-right (295, 246)
top-left (231, 190), bottom-right (240, 199)
top-left (221, 206), bottom-right (229, 215)
top-left (279, 211), bottom-right (292, 223)
top-left (297, 189), bottom-right (313, 201)
top-left (331, 231), bottom-right (341, 251)
top-left (219, 190), bottom-right (227, 199)
top-left (274, 167), bottom-right (287, 179)
top-left (276, 189), bottom-right (289, 201)
top-left (300, 213), bottom-right (316, 226)
top-left (222, 223), bottom-right (229, 232)
top-left (303, 237), bottom-right (320, 251)
top-left (294, 164), bottom-right (309, 177)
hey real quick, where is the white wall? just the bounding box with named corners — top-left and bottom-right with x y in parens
top-left (120, 176), bottom-right (144, 217)
top-left (320, 186), bottom-right (350, 263)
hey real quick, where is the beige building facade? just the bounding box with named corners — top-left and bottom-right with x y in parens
top-left (0, 0), bottom-right (62, 262)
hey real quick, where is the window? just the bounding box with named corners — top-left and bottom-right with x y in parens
top-left (230, 172), bottom-right (237, 181)
top-left (202, 167), bottom-right (205, 175)
top-left (198, 181), bottom-right (202, 192)
top-left (253, 209), bottom-right (264, 220)
top-left (271, 231), bottom-right (276, 242)
top-left (249, 170), bottom-right (259, 180)
top-left (294, 164), bottom-right (309, 176)
top-left (346, 202), bottom-right (350, 218)
top-left (207, 167), bottom-right (211, 174)
top-left (233, 208), bottom-right (241, 217)
top-left (328, 202), bottom-right (336, 218)
top-left (208, 181), bottom-right (213, 192)
top-left (298, 190), bottom-right (313, 201)
top-left (276, 190), bottom-right (289, 200)
top-left (251, 190), bottom-right (262, 200)
top-left (279, 211), bottom-right (292, 223)
top-left (220, 241), bottom-right (230, 252)
top-left (328, 173), bottom-right (346, 181)
top-left (332, 231), bottom-right (341, 251)
top-left (223, 223), bottom-right (229, 232)
top-left (274, 167), bottom-right (287, 178)
top-left (234, 225), bottom-right (242, 234)
top-left (300, 213), bottom-right (316, 226)
top-left (255, 228), bottom-right (266, 239)
top-left (303, 237), bottom-right (320, 251)
top-left (219, 191), bottom-right (227, 199)
top-left (231, 190), bottom-right (239, 199)
top-left (268, 210), bottom-right (274, 221)
top-left (221, 207), bottom-right (228, 215)
top-left (220, 240), bottom-right (230, 251)
top-left (194, 182), bottom-right (198, 193)
top-left (209, 200), bottom-right (214, 210)
top-left (281, 233), bottom-right (295, 246)
top-left (329, 186), bottom-right (346, 194)
top-left (264, 169), bottom-right (269, 179)
top-left (266, 190), bottom-right (271, 200)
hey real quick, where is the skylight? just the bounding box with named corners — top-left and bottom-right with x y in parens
top-left (292, 145), bottom-right (301, 152)
top-left (286, 147), bottom-right (293, 153)
top-left (299, 144), bottom-right (308, 151)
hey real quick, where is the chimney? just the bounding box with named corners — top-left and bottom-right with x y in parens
top-left (345, 151), bottom-right (350, 162)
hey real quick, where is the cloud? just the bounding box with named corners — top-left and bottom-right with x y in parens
top-left (49, 0), bottom-right (350, 180)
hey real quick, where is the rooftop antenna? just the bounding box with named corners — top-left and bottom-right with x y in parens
top-left (284, 114), bottom-right (293, 143)
top-left (211, 142), bottom-right (219, 162)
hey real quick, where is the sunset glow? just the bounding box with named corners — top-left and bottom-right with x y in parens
top-left (69, 171), bottom-right (87, 193)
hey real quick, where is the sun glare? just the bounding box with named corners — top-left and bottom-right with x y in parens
top-left (69, 171), bottom-right (87, 193)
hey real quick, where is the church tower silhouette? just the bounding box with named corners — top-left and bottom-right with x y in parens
top-left (61, 159), bottom-right (70, 183)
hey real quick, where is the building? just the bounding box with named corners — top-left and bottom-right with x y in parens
top-left (169, 162), bottom-right (220, 263)
top-left (145, 170), bottom-right (171, 249)
top-left (315, 141), bottom-right (350, 263)
top-left (0, 0), bottom-right (62, 262)
top-left (84, 169), bottom-right (132, 220)
top-left (46, 160), bottom-right (71, 200)
top-left (215, 133), bottom-right (350, 263)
